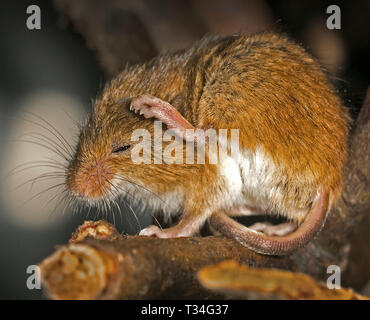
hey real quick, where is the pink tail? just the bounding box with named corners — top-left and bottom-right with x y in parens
top-left (209, 191), bottom-right (329, 255)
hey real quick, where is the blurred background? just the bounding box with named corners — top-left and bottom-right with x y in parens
top-left (0, 0), bottom-right (369, 299)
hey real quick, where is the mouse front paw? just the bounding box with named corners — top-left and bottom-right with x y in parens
top-left (130, 94), bottom-right (162, 119)
top-left (139, 225), bottom-right (163, 237)
top-left (249, 222), bottom-right (297, 236)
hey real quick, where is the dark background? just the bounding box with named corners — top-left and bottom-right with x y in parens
top-left (0, 0), bottom-right (369, 299)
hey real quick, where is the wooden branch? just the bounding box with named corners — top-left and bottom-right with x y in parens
top-left (40, 220), bottom-right (297, 299)
top-left (50, 0), bottom-right (370, 294)
top-left (198, 260), bottom-right (369, 300)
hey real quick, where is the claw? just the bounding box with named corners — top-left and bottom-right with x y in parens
top-left (140, 225), bottom-right (162, 237)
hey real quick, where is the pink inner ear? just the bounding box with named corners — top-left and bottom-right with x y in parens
top-left (130, 94), bottom-right (196, 139)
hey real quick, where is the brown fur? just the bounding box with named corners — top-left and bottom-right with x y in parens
top-left (67, 32), bottom-right (349, 229)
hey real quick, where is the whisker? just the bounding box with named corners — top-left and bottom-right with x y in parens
top-left (150, 213), bottom-right (163, 231)
top-left (10, 139), bottom-right (70, 161)
top-left (28, 172), bottom-right (65, 191)
top-left (6, 160), bottom-right (66, 178)
top-left (105, 178), bottom-right (127, 230)
top-left (114, 174), bottom-right (165, 204)
top-left (121, 200), bottom-right (135, 233)
top-left (48, 189), bottom-right (70, 219)
top-left (109, 174), bottom-right (165, 233)
top-left (40, 186), bottom-right (65, 211)
top-left (60, 108), bottom-right (82, 131)
top-left (14, 172), bottom-right (65, 191)
top-left (85, 202), bottom-right (92, 220)
top-left (24, 134), bottom-right (69, 161)
top-left (22, 111), bottom-right (75, 156)
top-left (21, 131), bottom-right (71, 160)
top-left (9, 164), bottom-right (66, 177)
top-left (62, 194), bottom-right (73, 217)
top-left (20, 183), bottom-right (66, 207)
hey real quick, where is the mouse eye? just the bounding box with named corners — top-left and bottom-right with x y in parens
top-left (112, 144), bottom-right (131, 154)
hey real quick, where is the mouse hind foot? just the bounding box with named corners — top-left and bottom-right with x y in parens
top-left (213, 205), bottom-right (298, 236)
top-left (248, 221), bottom-right (297, 236)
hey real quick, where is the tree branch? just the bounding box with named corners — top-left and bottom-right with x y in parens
top-left (198, 260), bottom-right (369, 300)
top-left (40, 220), bottom-right (297, 299)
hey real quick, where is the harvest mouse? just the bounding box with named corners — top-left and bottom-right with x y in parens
top-left (66, 33), bottom-right (349, 255)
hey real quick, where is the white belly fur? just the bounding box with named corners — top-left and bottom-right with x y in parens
top-left (217, 146), bottom-right (310, 219)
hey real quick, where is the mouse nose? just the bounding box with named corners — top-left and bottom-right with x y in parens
top-left (67, 161), bottom-right (113, 199)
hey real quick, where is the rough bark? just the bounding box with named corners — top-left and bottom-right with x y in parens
top-left (40, 220), bottom-right (296, 299)
top-left (198, 260), bottom-right (369, 300)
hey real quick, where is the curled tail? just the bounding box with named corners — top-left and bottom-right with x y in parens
top-left (209, 191), bottom-right (329, 256)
